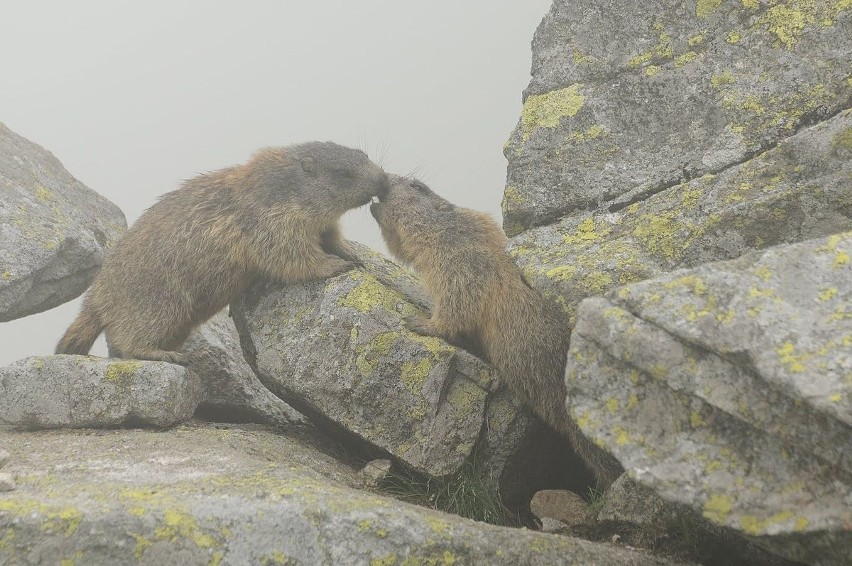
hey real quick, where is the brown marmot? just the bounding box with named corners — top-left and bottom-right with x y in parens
top-left (370, 175), bottom-right (622, 488)
top-left (56, 142), bottom-right (389, 364)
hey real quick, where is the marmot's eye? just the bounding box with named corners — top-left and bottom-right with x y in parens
top-left (411, 181), bottom-right (429, 193)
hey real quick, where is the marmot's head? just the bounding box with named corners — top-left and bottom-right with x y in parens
top-left (249, 142), bottom-right (389, 217)
top-left (370, 175), bottom-right (455, 265)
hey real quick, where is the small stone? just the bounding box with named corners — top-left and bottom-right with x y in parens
top-left (530, 489), bottom-right (595, 528)
top-left (0, 472), bottom-right (15, 492)
top-left (539, 517), bottom-right (569, 534)
top-left (358, 459), bottom-right (393, 488)
top-left (0, 449), bottom-right (9, 469)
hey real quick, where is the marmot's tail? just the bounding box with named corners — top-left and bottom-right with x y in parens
top-left (55, 305), bottom-right (103, 355)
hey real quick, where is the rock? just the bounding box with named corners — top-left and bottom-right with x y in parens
top-left (358, 459), bottom-right (393, 489)
top-left (0, 472), bottom-right (15, 492)
top-left (596, 475), bottom-right (675, 528)
top-left (531, 489), bottom-right (595, 529)
top-left (0, 122), bottom-right (126, 321)
top-left (0, 424), bottom-right (679, 565)
top-left (540, 517), bottom-right (570, 534)
top-left (502, 0), bottom-right (852, 235)
top-left (0, 355), bottom-right (202, 429)
top-left (0, 448), bottom-right (9, 469)
top-left (181, 311), bottom-right (306, 426)
top-left (508, 109), bottom-right (852, 325)
top-left (566, 232), bottom-right (852, 565)
top-left (232, 245), bottom-right (527, 482)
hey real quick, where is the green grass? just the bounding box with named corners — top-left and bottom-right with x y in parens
top-left (379, 457), bottom-right (516, 526)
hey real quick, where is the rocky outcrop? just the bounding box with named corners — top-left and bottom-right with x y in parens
top-left (0, 122), bottom-right (126, 321)
top-left (232, 245), bottom-right (531, 481)
top-left (182, 311), bottom-right (307, 426)
top-left (566, 233), bottom-right (852, 565)
top-left (0, 424), bottom-right (678, 565)
top-left (503, 0), bottom-right (852, 235)
top-left (0, 356), bottom-right (202, 429)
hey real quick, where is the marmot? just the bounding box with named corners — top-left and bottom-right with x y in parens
top-left (57, 142), bottom-right (389, 364)
top-left (370, 175), bottom-right (622, 487)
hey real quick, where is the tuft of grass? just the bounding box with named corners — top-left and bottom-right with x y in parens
top-left (586, 486), bottom-right (608, 516)
top-left (379, 457), bottom-right (516, 526)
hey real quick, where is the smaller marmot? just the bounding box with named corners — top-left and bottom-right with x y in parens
top-left (370, 175), bottom-right (622, 487)
top-left (56, 142), bottom-right (389, 364)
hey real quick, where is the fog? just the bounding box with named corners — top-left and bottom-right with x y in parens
top-left (0, 0), bottom-right (551, 364)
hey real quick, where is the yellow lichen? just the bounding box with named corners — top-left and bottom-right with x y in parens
top-left (675, 51), bottom-right (699, 67)
top-left (606, 398), bottom-right (619, 413)
top-left (703, 493), bottom-right (733, 522)
top-left (690, 411), bottom-right (705, 427)
top-left (711, 71), bottom-right (736, 87)
top-left (645, 65), bottom-right (661, 76)
top-left (818, 287), bottom-right (838, 301)
top-left (696, 0), bottom-right (723, 19)
top-left (726, 30), bottom-right (742, 43)
top-left (520, 84), bottom-right (586, 142)
top-left (104, 360), bottom-right (144, 382)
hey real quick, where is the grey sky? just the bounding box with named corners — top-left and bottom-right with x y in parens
top-left (0, 0), bottom-right (551, 364)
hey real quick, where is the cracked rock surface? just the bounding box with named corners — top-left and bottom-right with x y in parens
top-left (566, 233), bottom-right (852, 565)
top-left (0, 122), bottom-right (126, 321)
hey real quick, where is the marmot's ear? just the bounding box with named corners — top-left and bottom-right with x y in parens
top-left (300, 157), bottom-right (317, 176)
top-left (438, 201), bottom-right (454, 212)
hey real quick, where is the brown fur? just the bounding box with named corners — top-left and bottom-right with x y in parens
top-left (57, 142), bottom-right (389, 364)
top-left (370, 175), bottom-right (622, 488)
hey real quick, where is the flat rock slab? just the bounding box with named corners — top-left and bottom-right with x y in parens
top-left (0, 424), bottom-right (678, 565)
top-left (0, 355), bottom-right (202, 429)
top-left (0, 122), bottom-right (126, 321)
top-left (566, 232), bottom-right (852, 565)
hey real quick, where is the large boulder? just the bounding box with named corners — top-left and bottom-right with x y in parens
top-left (0, 356), bottom-right (202, 429)
top-left (503, 0), bottom-right (852, 235)
top-left (509, 105), bottom-right (852, 325)
top-left (0, 424), bottom-right (678, 565)
top-left (566, 233), bottom-right (852, 565)
top-left (0, 122), bottom-right (126, 321)
top-left (232, 244), bottom-right (531, 481)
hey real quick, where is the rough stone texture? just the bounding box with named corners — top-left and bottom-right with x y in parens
top-left (232, 243), bottom-right (531, 481)
top-left (502, 0), bottom-right (852, 235)
top-left (181, 311), bottom-right (306, 426)
top-left (509, 108), bottom-right (852, 325)
top-left (531, 489), bottom-right (595, 529)
top-left (0, 355), bottom-right (202, 429)
top-left (232, 257), bottom-right (526, 480)
top-left (566, 233), bottom-right (852, 565)
top-left (0, 449), bottom-right (8, 469)
top-left (0, 472), bottom-right (14, 492)
top-left (0, 122), bottom-right (126, 321)
top-left (359, 459), bottom-right (393, 489)
top-left (596, 475), bottom-right (677, 528)
top-left (0, 424), bottom-right (678, 565)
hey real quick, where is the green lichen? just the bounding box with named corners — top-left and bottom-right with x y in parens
top-left (354, 331), bottom-right (399, 377)
top-left (703, 493), bottom-right (733, 523)
top-left (35, 186), bottom-right (53, 202)
top-left (726, 30), bottom-right (742, 43)
top-left (520, 84), bottom-right (586, 142)
top-left (400, 358), bottom-right (432, 396)
top-left (834, 127), bottom-right (852, 149)
top-left (674, 51), bottom-right (699, 67)
top-left (710, 71), bottom-right (736, 87)
top-left (696, 0), bottom-right (723, 19)
top-left (338, 272), bottom-right (414, 315)
top-left (446, 380), bottom-right (486, 416)
top-left (104, 360), bottom-right (144, 382)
